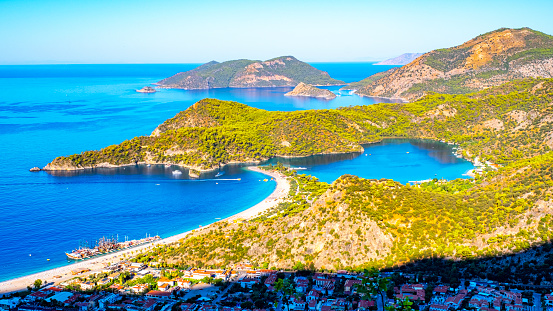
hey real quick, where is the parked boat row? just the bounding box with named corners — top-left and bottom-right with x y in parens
top-left (65, 235), bottom-right (160, 260)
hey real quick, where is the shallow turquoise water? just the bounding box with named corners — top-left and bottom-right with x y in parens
top-left (0, 63), bottom-right (472, 282)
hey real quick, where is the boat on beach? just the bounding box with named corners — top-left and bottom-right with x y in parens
top-left (65, 235), bottom-right (160, 260)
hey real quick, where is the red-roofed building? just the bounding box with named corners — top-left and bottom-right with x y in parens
top-left (469, 298), bottom-right (489, 309)
top-left (546, 295), bottom-right (553, 306)
top-left (505, 305), bottom-right (524, 311)
top-left (143, 299), bottom-right (158, 311)
top-left (358, 300), bottom-right (375, 311)
top-left (240, 277), bottom-right (259, 288)
top-left (28, 291), bottom-right (49, 301)
top-left (433, 286), bottom-right (449, 295)
top-left (307, 290), bottom-right (321, 302)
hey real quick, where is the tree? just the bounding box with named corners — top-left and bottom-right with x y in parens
top-left (274, 278), bottom-right (294, 311)
top-left (33, 279), bottom-right (43, 289)
top-left (355, 268), bottom-right (390, 308)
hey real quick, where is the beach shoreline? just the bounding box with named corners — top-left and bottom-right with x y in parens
top-left (0, 166), bottom-right (289, 295)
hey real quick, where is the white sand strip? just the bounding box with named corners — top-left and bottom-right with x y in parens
top-left (0, 167), bottom-right (289, 295)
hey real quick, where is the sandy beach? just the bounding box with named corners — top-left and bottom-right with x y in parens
top-left (0, 166), bottom-right (289, 295)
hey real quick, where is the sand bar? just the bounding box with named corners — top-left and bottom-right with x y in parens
top-left (0, 166), bottom-right (289, 294)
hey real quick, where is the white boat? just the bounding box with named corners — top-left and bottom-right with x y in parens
top-left (215, 172), bottom-right (224, 177)
top-left (172, 170), bottom-right (182, 175)
top-left (291, 167), bottom-right (307, 170)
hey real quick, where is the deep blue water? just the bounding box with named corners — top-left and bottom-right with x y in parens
top-left (0, 63), bottom-right (471, 282)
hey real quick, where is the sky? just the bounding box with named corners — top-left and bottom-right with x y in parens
top-left (1, 0), bottom-right (552, 64)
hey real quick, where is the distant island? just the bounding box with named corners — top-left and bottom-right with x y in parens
top-left (284, 82), bottom-right (336, 99)
top-left (157, 56), bottom-right (345, 90)
top-left (375, 53), bottom-right (423, 65)
top-left (136, 86), bottom-right (156, 93)
top-left (348, 27), bottom-right (553, 101)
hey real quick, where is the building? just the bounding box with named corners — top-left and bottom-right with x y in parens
top-left (146, 290), bottom-right (172, 300)
top-left (429, 304), bottom-right (449, 311)
top-left (344, 280), bottom-right (362, 295)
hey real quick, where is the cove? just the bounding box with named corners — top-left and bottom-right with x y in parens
top-left (264, 139), bottom-right (475, 184)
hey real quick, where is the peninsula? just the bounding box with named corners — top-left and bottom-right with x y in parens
top-left (157, 56), bottom-right (345, 90)
top-left (346, 27), bottom-right (553, 101)
top-left (284, 82), bottom-right (336, 99)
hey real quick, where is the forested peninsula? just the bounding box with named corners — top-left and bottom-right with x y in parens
top-left (45, 78), bottom-right (553, 173)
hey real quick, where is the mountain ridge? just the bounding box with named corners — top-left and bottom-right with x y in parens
top-left (354, 27), bottom-right (553, 101)
top-left (375, 53), bottom-right (423, 65)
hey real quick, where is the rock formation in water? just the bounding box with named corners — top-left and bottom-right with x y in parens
top-left (284, 82), bottom-right (336, 99)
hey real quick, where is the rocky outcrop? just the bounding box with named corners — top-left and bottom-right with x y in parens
top-left (158, 56), bottom-right (344, 90)
top-left (355, 28), bottom-right (553, 101)
top-left (136, 86), bottom-right (156, 93)
top-left (284, 82), bottom-right (336, 99)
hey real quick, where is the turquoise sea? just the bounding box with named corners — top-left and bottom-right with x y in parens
top-left (0, 63), bottom-right (473, 282)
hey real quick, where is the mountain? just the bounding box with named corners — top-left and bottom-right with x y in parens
top-left (157, 56), bottom-right (345, 89)
top-left (284, 82), bottom-right (336, 99)
top-left (354, 28), bottom-right (553, 101)
top-left (375, 53), bottom-right (423, 65)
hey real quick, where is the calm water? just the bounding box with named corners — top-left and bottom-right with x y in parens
top-left (0, 63), bottom-right (470, 282)
top-left (265, 139), bottom-right (474, 184)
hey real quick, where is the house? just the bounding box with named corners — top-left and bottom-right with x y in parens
top-left (146, 290), bottom-right (172, 300)
top-left (142, 299), bottom-right (158, 311)
top-left (469, 298), bottom-right (489, 309)
top-left (296, 278), bottom-right (309, 293)
top-left (429, 304), bottom-right (449, 311)
top-left (129, 262), bottom-right (146, 271)
top-left (97, 278), bottom-right (111, 286)
top-left (80, 281), bottom-right (94, 291)
top-left (97, 293), bottom-right (119, 309)
top-left (159, 283), bottom-right (171, 292)
top-left (344, 280), bottom-right (362, 295)
top-left (309, 300), bottom-right (317, 311)
top-left (291, 297), bottom-right (306, 311)
top-left (357, 300), bottom-right (375, 311)
top-left (239, 277), bottom-right (259, 288)
top-left (131, 283), bottom-right (149, 293)
top-left (433, 286), bottom-right (449, 296)
top-left (307, 290), bottom-right (321, 302)
top-left (176, 278), bottom-right (192, 289)
top-left (445, 295), bottom-right (465, 309)
top-left (27, 291), bottom-right (50, 302)
top-left (505, 305), bottom-right (524, 311)
top-left (157, 277), bottom-right (174, 287)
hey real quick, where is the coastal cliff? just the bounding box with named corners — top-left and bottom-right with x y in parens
top-left (157, 56), bottom-right (344, 90)
top-left (284, 82), bottom-right (336, 99)
top-left (45, 78), bottom-right (553, 173)
top-left (352, 28), bottom-right (553, 101)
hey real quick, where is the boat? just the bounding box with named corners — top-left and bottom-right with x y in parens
top-left (66, 235), bottom-right (161, 260)
top-left (172, 170), bottom-right (182, 175)
top-left (215, 171), bottom-right (224, 177)
top-left (291, 167), bottom-right (307, 170)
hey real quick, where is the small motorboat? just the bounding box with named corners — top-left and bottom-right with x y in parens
top-left (215, 171), bottom-right (224, 177)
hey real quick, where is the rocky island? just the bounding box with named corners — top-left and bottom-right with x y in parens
top-left (346, 27), bottom-right (553, 101)
top-left (284, 82), bottom-right (336, 99)
top-left (157, 56), bottom-right (344, 90)
top-left (136, 86), bottom-right (156, 93)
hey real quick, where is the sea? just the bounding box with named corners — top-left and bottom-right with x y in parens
top-left (0, 63), bottom-right (473, 282)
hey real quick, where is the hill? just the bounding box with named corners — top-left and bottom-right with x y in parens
top-left (375, 53), bottom-right (423, 65)
top-left (284, 82), bottom-right (336, 99)
top-left (44, 78), bottom-right (553, 276)
top-left (45, 78), bottom-right (553, 172)
top-left (157, 56), bottom-right (345, 89)
top-left (354, 28), bottom-right (553, 101)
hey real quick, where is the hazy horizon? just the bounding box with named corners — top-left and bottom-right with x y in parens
top-left (1, 0), bottom-right (552, 65)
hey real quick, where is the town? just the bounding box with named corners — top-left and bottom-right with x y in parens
top-left (2, 260), bottom-right (553, 311)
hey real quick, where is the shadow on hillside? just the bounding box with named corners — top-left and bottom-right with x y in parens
top-left (381, 241), bottom-right (553, 289)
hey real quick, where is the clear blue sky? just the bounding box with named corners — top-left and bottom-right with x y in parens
top-left (1, 0), bottom-right (552, 64)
